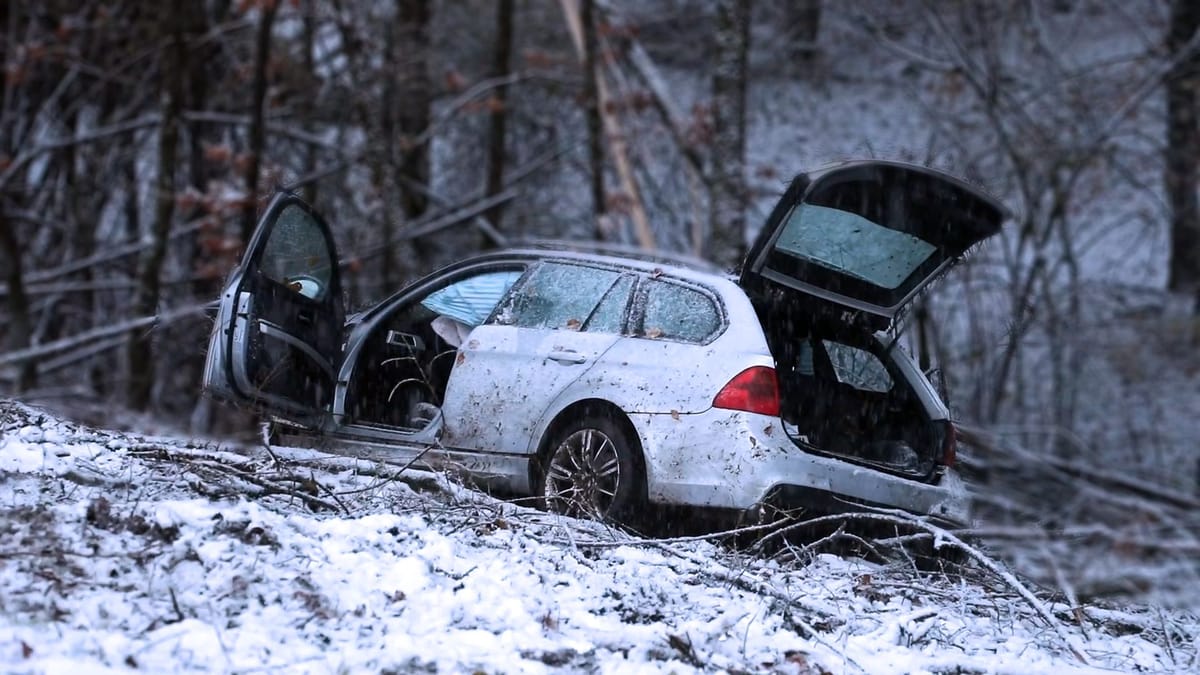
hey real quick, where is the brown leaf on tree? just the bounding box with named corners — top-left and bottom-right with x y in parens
top-left (521, 49), bottom-right (562, 69)
top-left (203, 143), bottom-right (233, 164)
top-left (444, 69), bottom-right (467, 93)
top-left (233, 152), bottom-right (256, 174)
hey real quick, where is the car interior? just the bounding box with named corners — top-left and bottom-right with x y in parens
top-left (342, 301), bottom-right (456, 430)
top-left (341, 268), bottom-right (524, 431)
top-left (755, 295), bottom-right (941, 479)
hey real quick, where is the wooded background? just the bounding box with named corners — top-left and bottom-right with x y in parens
top-left (0, 0), bottom-right (1198, 502)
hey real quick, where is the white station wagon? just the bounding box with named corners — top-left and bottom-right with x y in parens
top-left (203, 160), bottom-right (1005, 528)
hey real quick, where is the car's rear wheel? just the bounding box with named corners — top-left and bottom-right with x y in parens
top-left (540, 413), bottom-right (643, 524)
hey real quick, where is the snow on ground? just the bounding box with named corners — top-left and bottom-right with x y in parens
top-left (0, 400), bottom-right (1195, 674)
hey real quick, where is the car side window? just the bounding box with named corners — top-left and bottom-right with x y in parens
top-left (821, 340), bottom-right (892, 393)
top-left (493, 262), bottom-right (623, 330)
top-left (259, 204), bottom-right (333, 300)
top-left (583, 274), bottom-right (635, 334)
top-left (640, 280), bottom-right (721, 343)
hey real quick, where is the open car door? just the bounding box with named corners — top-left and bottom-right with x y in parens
top-left (741, 160), bottom-right (1006, 331)
top-left (202, 192), bottom-right (344, 423)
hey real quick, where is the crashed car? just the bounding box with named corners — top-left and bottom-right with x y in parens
top-left (202, 160), bottom-right (1005, 528)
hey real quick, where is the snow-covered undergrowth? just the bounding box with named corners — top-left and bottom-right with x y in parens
top-left (1, 401), bottom-right (1195, 674)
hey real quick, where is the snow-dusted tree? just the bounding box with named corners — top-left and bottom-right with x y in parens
top-left (1165, 0), bottom-right (1200, 311)
top-left (128, 0), bottom-right (188, 411)
top-left (707, 0), bottom-right (752, 269)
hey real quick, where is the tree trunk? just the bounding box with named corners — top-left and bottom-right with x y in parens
top-left (706, 0), bottom-right (752, 270)
top-left (0, 211), bottom-right (36, 391)
top-left (581, 0), bottom-right (606, 237)
top-left (394, 0), bottom-right (432, 222)
top-left (301, 0), bottom-right (319, 205)
top-left (482, 0), bottom-right (515, 245)
top-left (785, 0), bottom-right (820, 69)
top-left (1165, 0), bottom-right (1200, 309)
top-left (127, 1), bottom-right (185, 410)
top-left (239, 0), bottom-right (279, 245)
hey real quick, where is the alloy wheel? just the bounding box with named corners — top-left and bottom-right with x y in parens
top-left (543, 428), bottom-right (622, 519)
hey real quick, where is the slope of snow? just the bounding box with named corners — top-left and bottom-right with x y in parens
top-left (0, 400), bottom-right (1195, 674)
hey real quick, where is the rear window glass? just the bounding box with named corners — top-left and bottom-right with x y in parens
top-left (822, 340), bottom-right (892, 393)
top-left (776, 204), bottom-right (935, 289)
top-left (494, 262), bottom-right (623, 331)
top-left (641, 280), bottom-right (721, 343)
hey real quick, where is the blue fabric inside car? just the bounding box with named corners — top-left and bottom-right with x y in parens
top-left (420, 270), bottom-right (523, 327)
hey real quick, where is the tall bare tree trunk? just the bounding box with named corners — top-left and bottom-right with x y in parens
top-left (240, 1), bottom-right (279, 245)
top-left (128, 0), bottom-right (185, 410)
top-left (0, 212), bottom-right (35, 391)
top-left (581, 0), bottom-right (606, 237)
top-left (301, 0), bottom-right (319, 205)
top-left (392, 0), bottom-right (433, 271)
top-left (394, 0), bottom-right (432, 222)
top-left (482, 0), bottom-right (514, 245)
top-left (1166, 0), bottom-right (1200, 310)
top-left (707, 0), bottom-right (752, 270)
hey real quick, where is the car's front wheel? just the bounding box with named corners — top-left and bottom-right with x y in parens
top-left (539, 413), bottom-right (643, 525)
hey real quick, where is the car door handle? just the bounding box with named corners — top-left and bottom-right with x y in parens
top-left (547, 350), bottom-right (588, 365)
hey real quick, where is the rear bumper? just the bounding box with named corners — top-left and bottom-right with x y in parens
top-left (630, 407), bottom-right (971, 526)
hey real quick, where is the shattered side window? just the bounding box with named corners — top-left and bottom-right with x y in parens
top-left (259, 204), bottom-right (333, 300)
top-left (641, 280), bottom-right (721, 343)
top-left (584, 274), bottom-right (635, 334)
top-left (822, 340), bottom-right (893, 393)
top-left (494, 262), bottom-right (622, 330)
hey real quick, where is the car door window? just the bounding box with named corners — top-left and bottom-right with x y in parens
top-left (640, 280), bottom-right (721, 343)
top-left (494, 262), bottom-right (623, 330)
top-left (259, 204), bottom-right (334, 300)
top-left (822, 340), bottom-right (892, 393)
top-left (583, 274), bottom-right (635, 334)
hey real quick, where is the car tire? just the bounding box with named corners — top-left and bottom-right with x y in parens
top-left (538, 410), bottom-right (644, 526)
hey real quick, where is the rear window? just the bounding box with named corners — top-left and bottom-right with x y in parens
top-left (776, 204), bottom-right (936, 290)
top-left (640, 280), bottom-right (721, 343)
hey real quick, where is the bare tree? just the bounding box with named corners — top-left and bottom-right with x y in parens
top-left (482, 0), bottom-right (515, 244)
top-left (581, 0), bottom-right (607, 237)
top-left (1165, 0), bottom-right (1200, 312)
top-left (128, 0), bottom-right (188, 411)
top-left (707, 0), bottom-right (752, 269)
top-left (240, 0), bottom-right (281, 245)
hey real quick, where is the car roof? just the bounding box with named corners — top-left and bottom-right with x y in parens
top-left (488, 245), bottom-right (732, 286)
top-left (353, 245), bottom-right (741, 325)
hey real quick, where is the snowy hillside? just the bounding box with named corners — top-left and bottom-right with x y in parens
top-left (1, 400), bottom-right (1194, 674)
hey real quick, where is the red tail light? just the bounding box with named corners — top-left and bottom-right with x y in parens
top-left (713, 366), bottom-right (780, 417)
top-left (942, 422), bottom-right (957, 467)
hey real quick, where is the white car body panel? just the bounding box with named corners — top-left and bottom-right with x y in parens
top-left (629, 406), bottom-right (969, 523)
top-left (440, 323), bottom-right (619, 454)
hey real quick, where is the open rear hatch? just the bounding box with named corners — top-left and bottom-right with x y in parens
top-left (741, 161), bottom-right (1005, 480)
top-left (741, 160), bottom-right (1006, 332)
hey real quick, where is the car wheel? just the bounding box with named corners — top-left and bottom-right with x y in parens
top-left (540, 413), bottom-right (643, 524)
